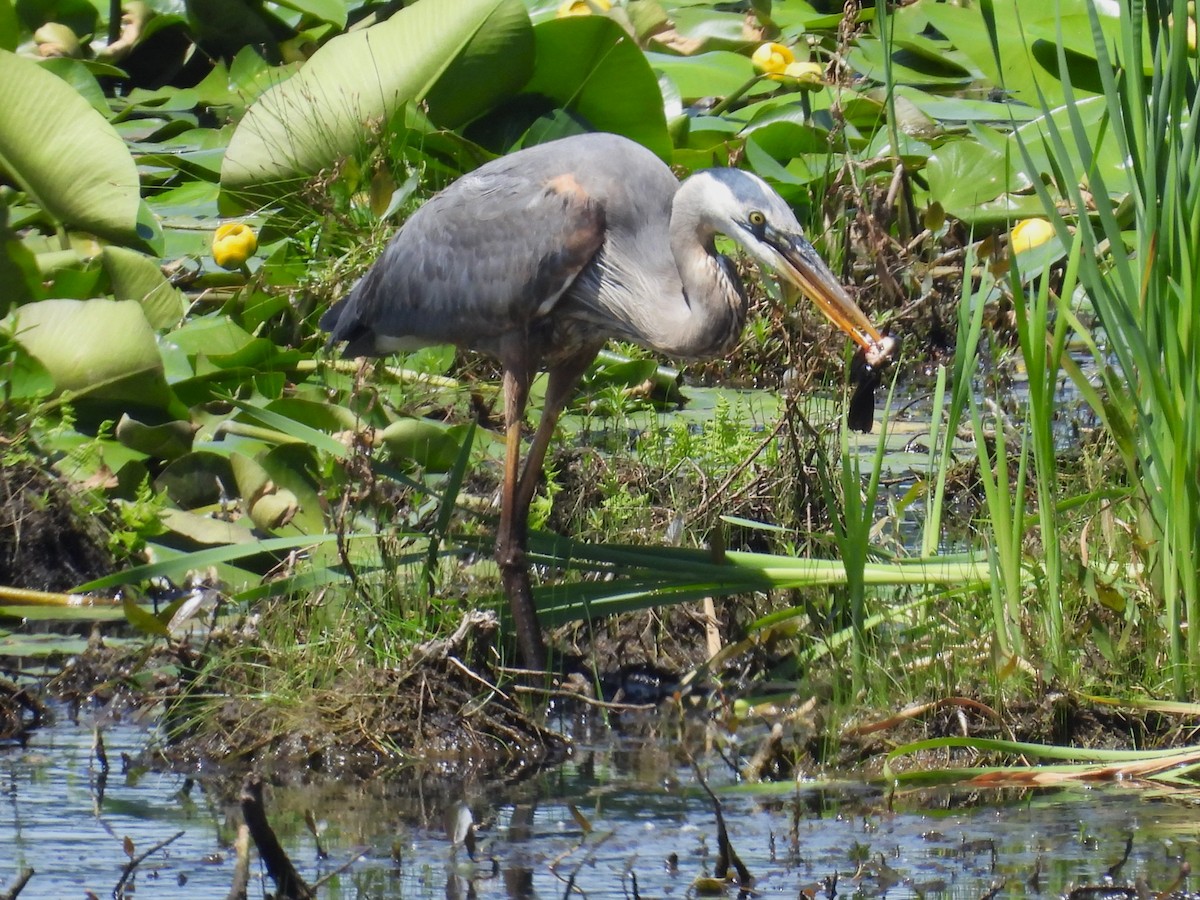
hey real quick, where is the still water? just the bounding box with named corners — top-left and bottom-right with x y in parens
top-left (3, 711), bottom-right (1200, 899)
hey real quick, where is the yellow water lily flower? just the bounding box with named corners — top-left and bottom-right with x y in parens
top-left (751, 42), bottom-right (795, 78)
top-left (1010, 217), bottom-right (1055, 254)
top-left (783, 60), bottom-right (824, 89)
top-left (212, 222), bottom-right (258, 270)
top-left (557, 0), bottom-right (610, 16)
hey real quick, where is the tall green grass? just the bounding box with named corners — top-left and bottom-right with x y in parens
top-left (997, 0), bottom-right (1200, 693)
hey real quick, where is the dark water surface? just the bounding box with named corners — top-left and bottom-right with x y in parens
top-left (4, 712), bottom-right (1200, 899)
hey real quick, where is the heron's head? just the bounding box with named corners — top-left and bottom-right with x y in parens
top-left (683, 168), bottom-right (887, 356)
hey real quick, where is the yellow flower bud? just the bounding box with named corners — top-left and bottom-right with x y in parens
top-left (212, 222), bottom-right (258, 270)
top-left (1010, 218), bottom-right (1055, 254)
top-left (556, 0), bottom-right (610, 16)
top-left (34, 22), bottom-right (82, 58)
top-left (751, 42), bottom-right (795, 79)
top-left (783, 60), bottom-right (824, 89)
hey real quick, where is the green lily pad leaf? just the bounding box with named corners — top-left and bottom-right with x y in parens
top-left (0, 50), bottom-right (142, 246)
top-left (155, 450), bottom-right (237, 508)
top-left (115, 414), bottom-right (195, 460)
top-left (0, 340), bottom-right (54, 400)
top-left (846, 35), bottom-right (974, 88)
top-left (424, 0), bottom-right (532, 128)
top-left (9, 298), bottom-right (179, 413)
top-left (229, 450), bottom-right (302, 532)
top-left (256, 443), bottom-right (324, 534)
top-left (380, 417), bottom-right (466, 472)
top-left (920, 0), bottom-right (1113, 108)
top-left (925, 138), bottom-right (1012, 214)
top-left (0, 0), bottom-right (17, 51)
top-left (519, 15), bottom-right (670, 160)
top-left (221, 0), bottom-right (533, 198)
top-left (164, 315), bottom-right (257, 364)
top-left (271, 0), bottom-right (345, 28)
top-left (665, 6), bottom-right (750, 52)
top-left (159, 507), bottom-right (258, 545)
top-left (229, 451), bottom-right (270, 505)
top-left (0, 225), bottom-right (43, 311)
top-left (36, 57), bottom-right (108, 115)
top-left (123, 594), bottom-right (169, 636)
top-left (102, 246), bottom-right (186, 329)
top-left (646, 50), bottom-right (755, 103)
top-left (1012, 97), bottom-right (1128, 202)
top-left (263, 397), bottom-right (361, 433)
top-left (146, 179), bottom-right (223, 219)
top-left (249, 487), bottom-right (299, 531)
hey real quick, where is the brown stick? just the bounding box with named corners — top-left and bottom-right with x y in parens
top-left (0, 868), bottom-right (33, 900)
top-left (240, 774), bottom-right (313, 900)
top-left (113, 831), bottom-right (185, 898)
top-left (225, 824), bottom-right (250, 900)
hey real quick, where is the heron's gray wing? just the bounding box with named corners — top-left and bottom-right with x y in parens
top-left (322, 166), bottom-right (606, 358)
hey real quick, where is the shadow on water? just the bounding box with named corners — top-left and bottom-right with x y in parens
top-left (4, 709), bottom-right (1200, 899)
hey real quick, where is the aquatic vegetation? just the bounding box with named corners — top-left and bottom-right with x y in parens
top-left (0, 0), bottom-right (1198, 770)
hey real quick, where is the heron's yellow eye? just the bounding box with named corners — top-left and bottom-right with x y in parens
top-left (748, 210), bottom-right (766, 227)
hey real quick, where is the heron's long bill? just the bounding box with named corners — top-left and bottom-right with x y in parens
top-left (773, 234), bottom-right (884, 354)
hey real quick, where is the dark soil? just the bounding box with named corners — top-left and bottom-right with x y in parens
top-left (46, 611), bottom-right (568, 782)
top-left (0, 462), bottom-right (112, 592)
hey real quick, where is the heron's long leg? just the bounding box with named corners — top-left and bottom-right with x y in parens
top-left (495, 365), bottom-right (547, 671)
top-left (513, 349), bottom-right (601, 518)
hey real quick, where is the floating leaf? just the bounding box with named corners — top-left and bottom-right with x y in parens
top-left (102, 246), bottom-right (186, 329)
top-left (0, 50), bottom-right (143, 246)
top-left (519, 15), bottom-right (671, 159)
top-left (10, 299), bottom-right (180, 414)
top-left (123, 594), bottom-right (169, 636)
top-left (379, 418), bottom-right (467, 472)
top-left (115, 414), bottom-right (195, 460)
top-left (221, 0), bottom-right (533, 198)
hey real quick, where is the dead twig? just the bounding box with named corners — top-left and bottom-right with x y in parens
top-left (0, 868), bottom-right (34, 900)
top-left (113, 831), bottom-right (185, 898)
top-left (241, 774), bottom-right (314, 899)
top-left (311, 848), bottom-right (371, 892)
top-left (509, 683), bottom-right (656, 712)
top-left (691, 760), bottom-right (751, 887)
top-left (225, 824), bottom-right (250, 900)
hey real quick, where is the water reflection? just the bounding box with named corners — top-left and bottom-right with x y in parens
top-left (2, 711), bottom-right (1199, 899)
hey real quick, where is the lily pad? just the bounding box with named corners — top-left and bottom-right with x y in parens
top-left (517, 15), bottom-right (671, 160)
top-left (0, 49), bottom-right (143, 246)
top-left (380, 417), bottom-right (470, 473)
top-left (9, 298), bottom-right (180, 414)
top-left (221, 0), bottom-right (534, 198)
top-left (102, 245), bottom-right (186, 329)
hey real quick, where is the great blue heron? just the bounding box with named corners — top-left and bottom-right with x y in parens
top-left (322, 132), bottom-right (895, 670)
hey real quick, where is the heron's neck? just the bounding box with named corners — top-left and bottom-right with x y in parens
top-left (662, 184), bottom-right (748, 359)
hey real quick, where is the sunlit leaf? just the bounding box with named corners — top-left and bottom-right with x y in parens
top-left (221, 0), bottom-right (533, 197)
top-left (158, 507), bottom-right (258, 545)
top-left (10, 299), bottom-right (180, 414)
top-left (115, 414), bottom-right (195, 460)
top-left (270, 0), bottom-right (346, 28)
top-left (0, 50), bottom-right (143, 245)
top-left (154, 451), bottom-right (237, 508)
top-left (379, 417), bottom-right (469, 473)
top-left (102, 246), bottom-right (186, 329)
top-left (646, 50), bottom-right (756, 103)
top-left (123, 594), bottom-right (169, 636)
top-left (518, 15), bottom-right (670, 159)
